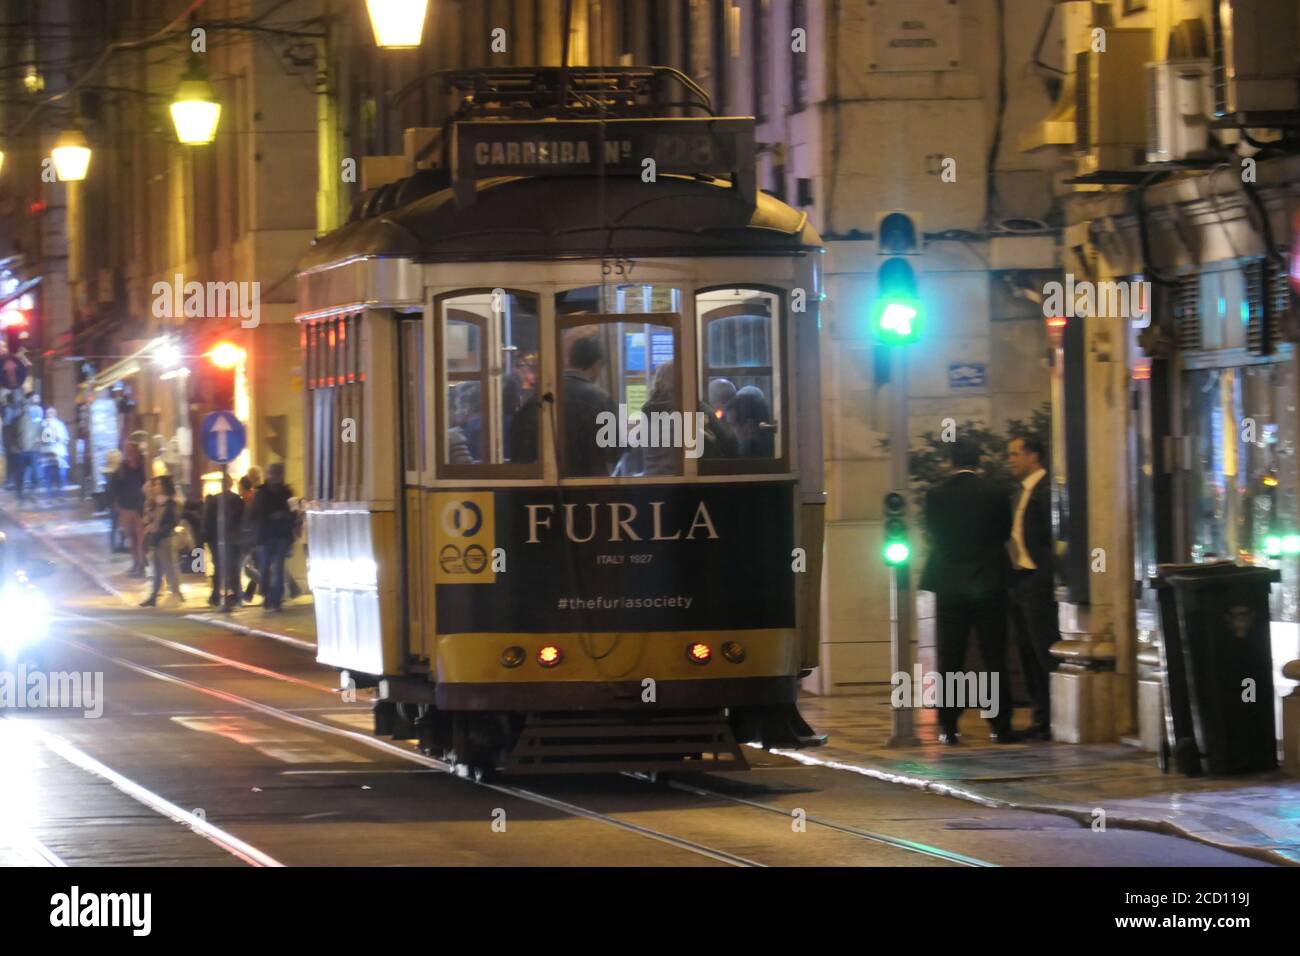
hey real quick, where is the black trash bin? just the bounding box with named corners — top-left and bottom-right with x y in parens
top-left (1150, 562), bottom-right (1279, 776)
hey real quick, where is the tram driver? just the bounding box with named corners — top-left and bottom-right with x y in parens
top-left (562, 335), bottom-right (618, 477)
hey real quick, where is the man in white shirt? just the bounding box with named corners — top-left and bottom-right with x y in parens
top-left (1007, 435), bottom-right (1060, 740)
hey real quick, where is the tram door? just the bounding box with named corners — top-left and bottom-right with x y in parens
top-left (398, 316), bottom-right (429, 660)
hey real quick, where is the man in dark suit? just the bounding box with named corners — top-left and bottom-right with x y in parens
top-left (561, 335), bottom-right (618, 477)
top-left (1007, 434), bottom-right (1060, 740)
top-left (919, 438), bottom-right (1017, 744)
top-left (203, 473), bottom-right (245, 609)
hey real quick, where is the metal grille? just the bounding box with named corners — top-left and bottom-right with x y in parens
top-left (1245, 259), bottom-right (1289, 354)
top-left (1174, 273), bottom-right (1201, 351)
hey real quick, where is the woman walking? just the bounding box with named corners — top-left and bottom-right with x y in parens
top-left (116, 443), bottom-right (148, 576)
top-left (139, 475), bottom-right (184, 607)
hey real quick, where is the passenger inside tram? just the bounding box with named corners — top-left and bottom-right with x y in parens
top-left (562, 335), bottom-right (619, 477)
top-left (707, 378), bottom-right (737, 419)
top-left (725, 385), bottom-right (775, 458)
top-left (448, 381), bottom-right (483, 464)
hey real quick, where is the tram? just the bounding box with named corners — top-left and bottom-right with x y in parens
top-left (295, 68), bottom-right (827, 774)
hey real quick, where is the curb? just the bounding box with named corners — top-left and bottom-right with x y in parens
top-left (771, 745), bottom-right (1300, 867)
top-left (181, 613), bottom-right (316, 652)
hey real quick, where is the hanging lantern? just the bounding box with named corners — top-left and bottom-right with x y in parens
top-left (170, 58), bottom-right (222, 145)
top-left (365, 0), bottom-right (429, 49)
top-left (51, 129), bottom-right (92, 181)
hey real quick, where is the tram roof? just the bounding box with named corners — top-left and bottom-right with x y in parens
top-left (299, 173), bottom-right (821, 272)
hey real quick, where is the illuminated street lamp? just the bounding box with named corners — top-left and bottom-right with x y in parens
top-left (366, 0), bottom-right (429, 49)
top-left (170, 58), bottom-right (222, 145)
top-left (51, 128), bottom-right (92, 181)
top-left (208, 341), bottom-right (246, 369)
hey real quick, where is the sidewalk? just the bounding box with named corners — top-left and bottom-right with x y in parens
top-left (0, 491), bottom-right (315, 644)
top-left (5, 491), bottom-right (1299, 864)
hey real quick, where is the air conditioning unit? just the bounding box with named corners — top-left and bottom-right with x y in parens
top-left (1146, 59), bottom-right (1213, 163)
top-left (1212, 0), bottom-right (1299, 117)
top-left (1075, 28), bottom-right (1152, 176)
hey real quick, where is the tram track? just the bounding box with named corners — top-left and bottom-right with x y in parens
top-left (49, 608), bottom-right (997, 867)
top-left (50, 614), bottom-right (763, 867)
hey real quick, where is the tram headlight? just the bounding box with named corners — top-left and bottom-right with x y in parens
top-left (687, 643), bottom-right (712, 665)
top-left (721, 641), bottom-right (746, 664)
top-left (538, 645), bottom-right (562, 668)
top-left (501, 646), bottom-right (525, 668)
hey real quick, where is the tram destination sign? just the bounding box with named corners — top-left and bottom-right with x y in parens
top-left (433, 481), bottom-right (795, 634)
top-left (451, 117), bottom-right (756, 208)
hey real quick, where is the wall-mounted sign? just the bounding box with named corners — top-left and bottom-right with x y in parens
top-left (451, 117), bottom-right (756, 207)
top-left (948, 361), bottom-right (986, 390)
top-left (868, 0), bottom-right (961, 73)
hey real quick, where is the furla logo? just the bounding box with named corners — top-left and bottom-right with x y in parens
top-left (50, 886), bottom-right (151, 936)
top-left (525, 500), bottom-right (719, 544)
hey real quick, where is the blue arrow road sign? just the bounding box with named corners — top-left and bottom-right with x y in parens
top-left (201, 410), bottom-right (246, 464)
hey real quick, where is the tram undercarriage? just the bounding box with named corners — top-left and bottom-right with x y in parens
top-left (371, 694), bottom-right (826, 776)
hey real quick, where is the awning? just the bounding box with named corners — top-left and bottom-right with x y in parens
top-left (90, 338), bottom-right (159, 392)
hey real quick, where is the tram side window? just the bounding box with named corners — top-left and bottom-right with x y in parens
top-left (697, 288), bottom-right (782, 466)
top-left (437, 291), bottom-right (540, 473)
top-left (306, 313), bottom-right (365, 501)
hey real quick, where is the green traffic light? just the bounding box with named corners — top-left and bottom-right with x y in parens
top-left (883, 540), bottom-right (910, 565)
top-left (1266, 535), bottom-right (1283, 556)
top-left (873, 258), bottom-right (922, 344)
top-left (1284, 534), bottom-right (1300, 555)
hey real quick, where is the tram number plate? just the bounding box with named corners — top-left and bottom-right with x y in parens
top-left (651, 133), bottom-right (731, 168)
top-left (601, 257), bottom-right (635, 280)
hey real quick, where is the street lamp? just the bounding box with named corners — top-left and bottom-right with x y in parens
top-left (51, 128), bottom-right (92, 181)
top-left (208, 341), bottom-right (245, 369)
top-left (366, 0), bottom-right (429, 49)
top-left (170, 58), bottom-right (222, 145)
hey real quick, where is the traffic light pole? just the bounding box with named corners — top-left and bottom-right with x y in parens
top-left (888, 346), bottom-right (920, 747)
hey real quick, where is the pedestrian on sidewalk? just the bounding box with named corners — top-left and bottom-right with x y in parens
top-left (2, 392), bottom-right (24, 491)
top-left (1006, 435), bottom-right (1060, 742)
top-left (38, 407), bottom-right (71, 501)
top-left (13, 395), bottom-right (41, 504)
top-left (115, 443), bottom-right (148, 575)
top-left (247, 462), bottom-right (294, 612)
top-left (239, 469), bottom-right (262, 602)
top-left (203, 473), bottom-right (244, 609)
top-left (918, 438), bottom-right (1018, 745)
top-left (139, 474), bottom-right (184, 608)
top-left (103, 449), bottom-right (125, 552)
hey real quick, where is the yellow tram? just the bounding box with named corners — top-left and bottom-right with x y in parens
top-left (295, 68), bottom-right (826, 774)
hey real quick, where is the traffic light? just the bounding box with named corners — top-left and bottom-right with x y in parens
top-left (873, 211), bottom-right (923, 345)
top-left (882, 491), bottom-right (910, 566)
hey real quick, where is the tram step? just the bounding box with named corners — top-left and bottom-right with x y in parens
top-left (503, 712), bottom-right (748, 774)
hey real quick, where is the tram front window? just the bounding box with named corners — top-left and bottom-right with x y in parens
top-left (557, 318), bottom-right (682, 478)
top-left (437, 290), bottom-right (540, 473)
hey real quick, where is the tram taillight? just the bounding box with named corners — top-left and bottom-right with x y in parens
top-left (538, 645), bottom-right (562, 667)
top-left (687, 643), bottom-right (712, 664)
top-left (501, 646), bottom-right (525, 668)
